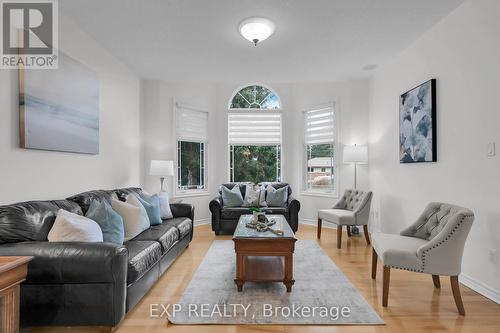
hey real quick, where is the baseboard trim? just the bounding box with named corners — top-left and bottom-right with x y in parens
top-left (194, 218), bottom-right (210, 227)
top-left (459, 273), bottom-right (500, 304)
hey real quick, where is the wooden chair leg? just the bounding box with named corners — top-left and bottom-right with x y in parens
top-left (432, 275), bottom-right (441, 289)
top-left (382, 266), bottom-right (390, 307)
top-left (317, 218), bottom-right (322, 239)
top-left (336, 225), bottom-right (342, 249)
top-left (371, 248), bottom-right (377, 279)
top-left (363, 225), bottom-right (371, 245)
top-left (346, 226), bottom-right (352, 237)
top-left (450, 276), bottom-right (465, 315)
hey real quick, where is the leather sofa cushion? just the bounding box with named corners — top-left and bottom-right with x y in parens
top-left (0, 200), bottom-right (83, 244)
top-left (166, 217), bottom-right (193, 238)
top-left (124, 240), bottom-right (162, 284)
top-left (221, 207), bottom-right (288, 220)
top-left (132, 222), bottom-right (179, 253)
top-left (67, 187), bottom-right (143, 214)
top-left (0, 241), bottom-right (127, 283)
top-left (221, 208), bottom-right (252, 220)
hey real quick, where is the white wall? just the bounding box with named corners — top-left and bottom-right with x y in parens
top-left (141, 79), bottom-right (370, 224)
top-left (368, 0), bottom-right (500, 301)
top-left (0, 14), bottom-right (142, 204)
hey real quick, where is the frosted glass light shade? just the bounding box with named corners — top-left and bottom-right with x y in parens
top-left (149, 160), bottom-right (174, 176)
top-left (239, 17), bottom-right (275, 46)
top-left (343, 145), bottom-right (368, 164)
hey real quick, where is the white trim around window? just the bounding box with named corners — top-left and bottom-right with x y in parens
top-left (302, 102), bottom-right (339, 197)
top-left (173, 100), bottom-right (210, 197)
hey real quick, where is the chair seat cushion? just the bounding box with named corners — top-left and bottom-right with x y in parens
top-left (318, 209), bottom-right (355, 225)
top-left (123, 240), bottom-right (162, 283)
top-left (371, 233), bottom-right (427, 271)
top-left (132, 222), bottom-right (179, 253)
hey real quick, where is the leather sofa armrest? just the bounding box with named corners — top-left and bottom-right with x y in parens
top-left (209, 196), bottom-right (223, 215)
top-left (0, 241), bottom-right (128, 284)
top-left (209, 196), bottom-right (223, 232)
top-left (170, 203), bottom-right (195, 222)
top-left (286, 195), bottom-right (300, 233)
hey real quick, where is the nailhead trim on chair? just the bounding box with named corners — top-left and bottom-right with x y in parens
top-left (385, 213), bottom-right (474, 273)
top-left (419, 214), bottom-right (474, 272)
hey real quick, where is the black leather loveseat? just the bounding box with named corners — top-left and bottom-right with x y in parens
top-left (209, 182), bottom-right (300, 235)
top-left (0, 187), bottom-right (194, 329)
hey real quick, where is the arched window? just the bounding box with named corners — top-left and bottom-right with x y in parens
top-left (228, 85), bottom-right (282, 183)
top-left (230, 85), bottom-right (281, 109)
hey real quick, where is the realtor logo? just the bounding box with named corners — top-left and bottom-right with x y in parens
top-left (1, 0), bottom-right (58, 69)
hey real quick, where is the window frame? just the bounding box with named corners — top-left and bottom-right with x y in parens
top-left (174, 100), bottom-right (210, 198)
top-left (228, 83), bottom-right (282, 111)
top-left (302, 102), bottom-right (339, 197)
top-left (227, 84), bottom-right (283, 183)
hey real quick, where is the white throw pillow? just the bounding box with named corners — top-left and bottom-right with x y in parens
top-left (242, 184), bottom-right (260, 207)
top-left (156, 191), bottom-right (173, 219)
top-left (112, 197), bottom-right (150, 241)
top-left (48, 209), bottom-right (103, 242)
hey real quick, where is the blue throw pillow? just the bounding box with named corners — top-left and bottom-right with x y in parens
top-left (266, 185), bottom-right (289, 207)
top-left (221, 185), bottom-right (244, 207)
top-left (85, 200), bottom-right (124, 245)
top-left (136, 194), bottom-right (162, 226)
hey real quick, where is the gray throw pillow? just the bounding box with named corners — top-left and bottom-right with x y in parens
top-left (266, 185), bottom-right (288, 207)
top-left (221, 185), bottom-right (244, 207)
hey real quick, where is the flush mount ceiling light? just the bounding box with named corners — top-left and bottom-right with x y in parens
top-left (238, 17), bottom-right (275, 46)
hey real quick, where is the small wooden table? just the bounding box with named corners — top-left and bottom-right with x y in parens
top-left (233, 215), bottom-right (296, 292)
top-left (0, 256), bottom-right (32, 333)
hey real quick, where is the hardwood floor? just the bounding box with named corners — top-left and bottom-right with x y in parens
top-left (24, 224), bottom-right (500, 333)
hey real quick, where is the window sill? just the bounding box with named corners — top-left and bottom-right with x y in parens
top-left (300, 191), bottom-right (338, 199)
top-left (174, 191), bottom-right (212, 199)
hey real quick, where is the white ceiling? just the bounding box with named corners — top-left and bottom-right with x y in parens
top-left (60, 0), bottom-right (464, 83)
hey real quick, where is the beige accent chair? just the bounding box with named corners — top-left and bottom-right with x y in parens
top-left (317, 189), bottom-right (373, 248)
top-left (371, 202), bottom-right (474, 315)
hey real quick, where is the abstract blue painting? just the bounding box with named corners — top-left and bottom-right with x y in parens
top-left (399, 79), bottom-right (436, 163)
top-left (19, 51), bottom-right (99, 154)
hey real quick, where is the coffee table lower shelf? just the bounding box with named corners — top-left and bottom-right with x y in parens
top-left (233, 238), bottom-right (296, 292)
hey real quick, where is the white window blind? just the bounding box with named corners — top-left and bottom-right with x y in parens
top-left (176, 106), bottom-right (208, 142)
top-left (304, 106), bottom-right (335, 144)
top-left (228, 113), bottom-right (282, 145)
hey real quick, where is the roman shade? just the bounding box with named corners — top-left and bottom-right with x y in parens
top-left (228, 113), bottom-right (282, 145)
top-left (304, 106), bottom-right (335, 144)
top-left (176, 105), bottom-right (208, 142)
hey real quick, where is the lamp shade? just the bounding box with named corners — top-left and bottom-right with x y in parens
top-left (343, 145), bottom-right (368, 164)
top-left (149, 160), bottom-right (174, 176)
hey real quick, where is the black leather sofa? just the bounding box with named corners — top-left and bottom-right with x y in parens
top-left (209, 182), bottom-right (300, 235)
top-left (0, 187), bottom-right (194, 328)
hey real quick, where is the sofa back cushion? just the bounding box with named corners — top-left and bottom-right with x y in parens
top-left (67, 187), bottom-right (143, 214)
top-left (0, 200), bottom-right (83, 244)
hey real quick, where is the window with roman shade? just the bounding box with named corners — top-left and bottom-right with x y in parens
top-left (303, 104), bottom-right (338, 195)
top-left (175, 102), bottom-right (208, 193)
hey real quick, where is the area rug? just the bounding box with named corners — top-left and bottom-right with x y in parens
top-left (168, 240), bottom-right (384, 325)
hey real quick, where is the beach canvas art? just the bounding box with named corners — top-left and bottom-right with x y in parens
top-left (19, 51), bottom-right (99, 154)
top-left (399, 79), bottom-right (436, 163)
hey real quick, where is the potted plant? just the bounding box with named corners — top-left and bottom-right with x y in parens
top-left (249, 207), bottom-right (266, 222)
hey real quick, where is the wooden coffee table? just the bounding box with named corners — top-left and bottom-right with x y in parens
top-left (233, 215), bottom-right (296, 292)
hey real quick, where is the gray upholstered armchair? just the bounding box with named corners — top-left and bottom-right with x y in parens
top-left (371, 202), bottom-right (474, 315)
top-left (317, 189), bottom-right (373, 248)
